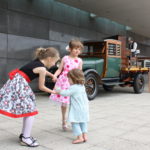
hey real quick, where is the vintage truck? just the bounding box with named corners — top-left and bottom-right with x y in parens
top-left (46, 35), bottom-right (149, 100)
top-left (80, 35), bottom-right (149, 100)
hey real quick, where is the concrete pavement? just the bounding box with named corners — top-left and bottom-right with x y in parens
top-left (0, 85), bottom-right (150, 150)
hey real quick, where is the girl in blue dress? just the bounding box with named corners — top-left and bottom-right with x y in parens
top-left (56, 69), bottom-right (89, 144)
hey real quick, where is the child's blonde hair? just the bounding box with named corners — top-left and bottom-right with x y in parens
top-left (69, 39), bottom-right (84, 51)
top-left (35, 47), bottom-right (59, 60)
top-left (67, 69), bottom-right (85, 85)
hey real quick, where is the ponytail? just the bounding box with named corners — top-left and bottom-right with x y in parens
top-left (34, 47), bottom-right (59, 60)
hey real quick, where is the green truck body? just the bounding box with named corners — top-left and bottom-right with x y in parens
top-left (80, 36), bottom-right (149, 100)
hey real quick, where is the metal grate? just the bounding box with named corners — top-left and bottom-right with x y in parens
top-left (144, 60), bottom-right (150, 68)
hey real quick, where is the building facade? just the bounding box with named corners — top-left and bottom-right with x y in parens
top-left (0, 0), bottom-right (149, 89)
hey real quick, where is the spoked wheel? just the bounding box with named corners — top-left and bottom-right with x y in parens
top-left (85, 73), bottom-right (98, 100)
top-left (133, 74), bottom-right (145, 93)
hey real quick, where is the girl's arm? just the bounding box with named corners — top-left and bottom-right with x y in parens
top-left (46, 71), bottom-right (54, 78)
top-left (54, 58), bottom-right (64, 77)
top-left (33, 67), bottom-right (56, 94)
top-left (78, 59), bottom-right (83, 70)
top-left (46, 70), bottom-right (57, 81)
top-left (57, 87), bottom-right (75, 96)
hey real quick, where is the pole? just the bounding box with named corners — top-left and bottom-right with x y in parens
top-left (148, 68), bottom-right (150, 93)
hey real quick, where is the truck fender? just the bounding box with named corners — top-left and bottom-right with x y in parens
top-left (83, 68), bottom-right (101, 84)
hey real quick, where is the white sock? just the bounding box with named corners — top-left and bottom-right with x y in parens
top-left (21, 117), bottom-right (26, 134)
top-left (23, 116), bottom-right (34, 138)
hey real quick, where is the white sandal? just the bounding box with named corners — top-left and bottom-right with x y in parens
top-left (20, 136), bottom-right (39, 147)
top-left (19, 133), bottom-right (36, 142)
top-left (62, 124), bottom-right (68, 131)
top-left (62, 120), bottom-right (69, 131)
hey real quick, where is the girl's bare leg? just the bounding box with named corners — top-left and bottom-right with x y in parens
top-left (82, 133), bottom-right (88, 142)
top-left (61, 105), bottom-right (68, 130)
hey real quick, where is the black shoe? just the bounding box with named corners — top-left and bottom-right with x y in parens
top-left (19, 133), bottom-right (23, 141)
top-left (20, 136), bottom-right (39, 147)
top-left (19, 133), bottom-right (37, 142)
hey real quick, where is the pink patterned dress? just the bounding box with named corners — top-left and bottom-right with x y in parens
top-left (50, 55), bottom-right (82, 105)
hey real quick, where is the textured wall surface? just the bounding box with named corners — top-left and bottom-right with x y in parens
top-left (0, 0), bottom-right (149, 89)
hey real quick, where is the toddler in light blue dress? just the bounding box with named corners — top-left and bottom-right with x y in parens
top-left (55, 69), bottom-right (89, 144)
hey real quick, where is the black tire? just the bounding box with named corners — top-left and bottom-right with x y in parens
top-left (133, 74), bottom-right (145, 93)
top-left (85, 73), bottom-right (98, 100)
top-left (103, 85), bottom-right (115, 91)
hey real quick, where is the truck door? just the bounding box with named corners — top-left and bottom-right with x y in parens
top-left (105, 40), bottom-right (121, 78)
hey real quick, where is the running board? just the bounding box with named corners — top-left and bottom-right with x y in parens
top-left (102, 77), bottom-right (120, 81)
top-left (103, 82), bottom-right (125, 86)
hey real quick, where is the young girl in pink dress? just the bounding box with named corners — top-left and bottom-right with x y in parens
top-left (50, 40), bottom-right (84, 130)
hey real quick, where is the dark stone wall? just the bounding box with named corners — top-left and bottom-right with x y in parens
top-left (0, 0), bottom-right (149, 89)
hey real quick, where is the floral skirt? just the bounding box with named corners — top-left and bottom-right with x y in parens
top-left (50, 74), bottom-right (70, 106)
top-left (0, 74), bottom-right (38, 118)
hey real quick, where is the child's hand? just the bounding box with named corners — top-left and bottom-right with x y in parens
top-left (51, 90), bottom-right (57, 94)
top-left (52, 90), bottom-right (60, 94)
top-left (55, 91), bottom-right (60, 94)
top-left (53, 87), bottom-right (61, 94)
top-left (52, 75), bottom-right (57, 82)
top-left (55, 87), bottom-right (61, 92)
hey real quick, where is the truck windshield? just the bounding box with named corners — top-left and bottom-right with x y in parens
top-left (81, 42), bottom-right (105, 57)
